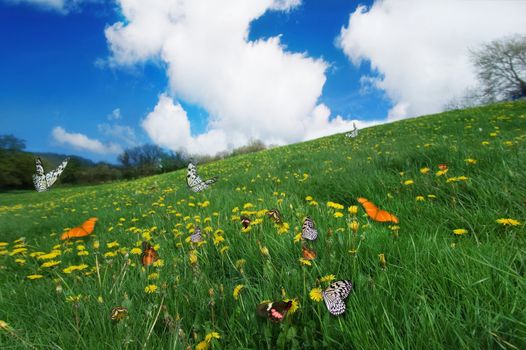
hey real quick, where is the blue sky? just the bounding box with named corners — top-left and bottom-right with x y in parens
top-left (1, 0), bottom-right (524, 163)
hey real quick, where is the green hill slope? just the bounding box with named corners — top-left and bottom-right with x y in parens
top-left (1, 101), bottom-right (525, 349)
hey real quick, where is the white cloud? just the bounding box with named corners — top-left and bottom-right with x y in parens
top-left (337, 0), bottom-right (526, 120)
top-left (107, 108), bottom-right (122, 121)
top-left (105, 0), bottom-right (362, 155)
top-left (97, 123), bottom-right (137, 147)
top-left (5, 0), bottom-right (82, 12)
top-left (52, 126), bottom-right (122, 154)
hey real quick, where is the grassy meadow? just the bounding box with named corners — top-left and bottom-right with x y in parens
top-left (1, 101), bottom-right (525, 349)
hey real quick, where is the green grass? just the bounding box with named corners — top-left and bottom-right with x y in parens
top-left (1, 101), bottom-right (525, 349)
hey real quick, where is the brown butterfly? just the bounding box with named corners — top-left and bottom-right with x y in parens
top-left (256, 300), bottom-right (292, 322)
top-left (301, 244), bottom-right (317, 260)
top-left (266, 209), bottom-right (283, 224)
top-left (141, 241), bottom-right (158, 266)
top-left (241, 216), bottom-right (251, 229)
top-left (110, 306), bottom-right (128, 321)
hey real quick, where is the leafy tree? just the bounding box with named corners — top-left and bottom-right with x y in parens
top-left (0, 134), bottom-right (26, 151)
top-left (471, 35), bottom-right (526, 102)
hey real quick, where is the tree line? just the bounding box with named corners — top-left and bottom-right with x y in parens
top-left (0, 135), bottom-right (266, 190)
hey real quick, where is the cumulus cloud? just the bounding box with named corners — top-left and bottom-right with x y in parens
top-left (52, 126), bottom-right (122, 154)
top-left (107, 108), bottom-right (122, 121)
top-left (105, 0), bottom-right (360, 155)
top-left (337, 0), bottom-right (526, 120)
top-left (97, 123), bottom-right (137, 147)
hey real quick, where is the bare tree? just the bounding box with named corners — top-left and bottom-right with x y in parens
top-left (471, 35), bottom-right (526, 103)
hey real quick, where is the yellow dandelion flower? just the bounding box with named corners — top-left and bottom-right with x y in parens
top-left (76, 245), bottom-right (86, 251)
top-left (333, 211), bottom-right (344, 218)
top-left (420, 167), bottom-right (430, 174)
top-left (205, 331), bottom-right (221, 342)
top-left (189, 251), bottom-right (198, 265)
top-left (293, 232), bottom-right (302, 243)
top-left (259, 246), bottom-right (269, 257)
top-left (196, 340), bottom-right (209, 350)
top-left (320, 274), bottom-right (336, 283)
top-left (415, 196), bottom-right (425, 201)
top-left (305, 195), bottom-right (313, 201)
top-left (427, 194), bottom-right (437, 199)
top-left (106, 241), bottom-right (120, 249)
top-left (41, 260), bottom-right (61, 268)
top-left (78, 251), bottom-right (89, 256)
top-left (299, 258), bottom-right (312, 266)
top-left (15, 259), bottom-right (26, 264)
top-left (130, 247), bottom-right (142, 255)
top-left (153, 259), bottom-right (164, 267)
top-left (148, 272), bottom-right (159, 280)
top-left (0, 242), bottom-right (8, 247)
top-left (348, 205), bottom-right (358, 215)
top-left (243, 203), bottom-right (254, 209)
top-left (235, 259), bottom-right (246, 269)
top-left (220, 246), bottom-right (229, 254)
top-left (403, 179), bottom-right (414, 185)
top-left (9, 247), bottom-right (27, 256)
top-left (378, 253), bottom-right (387, 268)
top-left (93, 240), bottom-right (100, 249)
top-left (27, 274), bottom-right (44, 280)
top-left (348, 221), bottom-right (359, 233)
top-left (496, 218), bottom-right (521, 226)
top-left (453, 228), bottom-right (468, 235)
top-left (144, 284), bottom-right (158, 294)
top-left (233, 284), bottom-right (245, 300)
top-left (309, 200), bottom-right (319, 206)
top-left (66, 294), bottom-right (82, 303)
top-left (464, 158), bottom-right (477, 164)
top-left (104, 251), bottom-right (118, 258)
top-left (309, 288), bottom-right (323, 302)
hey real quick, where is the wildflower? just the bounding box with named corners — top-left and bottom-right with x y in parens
top-left (76, 245), bottom-right (86, 251)
top-left (41, 260), bottom-right (61, 268)
top-left (327, 201), bottom-right (344, 210)
top-left (78, 251), bottom-right (89, 256)
top-left (189, 251), bottom-right (198, 265)
top-left (9, 247), bottom-right (27, 256)
top-left (482, 141), bottom-right (490, 145)
top-left (427, 194), bottom-right (437, 199)
top-left (148, 272), bottom-right (159, 280)
top-left (97, 296), bottom-right (103, 303)
top-left (334, 212), bottom-right (344, 218)
top-left (196, 341), bottom-right (209, 350)
top-left (153, 259), bottom-right (164, 267)
top-left (403, 179), bottom-right (414, 185)
top-left (309, 288), bottom-right (323, 302)
top-left (93, 240), bottom-right (100, 249)
top-left (220, 246), bottom-right (229, 254)
top-left (213, 234), bottom-right (225, 245)
top-left (144, 284), bottom-right (158, 294)
top-left (309, 200), bottom-right (318, 206)
top-left (496, 218), bottom-right (521, 226)
top-left (0, 242), bottom-right (8, 247)
top-left (15, 259), bottom-right (26, 264)
top-left (348, 221), bottom-right (359, 233)
top-left (107, 241), bottom-right (120, 249)
top-left (233, 284), bottom-right (245, 300)
top-left (305, 196), bottom-right (313, 201)
top-left (235, 259), bottom-right (246, 269)
top-left (66, 294), bottom-right (82, 303)
top-left (130, 247), bottom-right (142, 255)
top-left (320, 274), bottom-right (336, 283)
top-left (259, 246), bottom-right (270, 257)
top-left (348, 206), bottom-right (358, 215)
top-left (243, 203), bottom-right (254, 209)
top-left (420, 167), bottom-right (430, 174)
top-left (205, 332), bottom-right (221, 342)
top-left (104, 251), bottom-right (118, 258)
top-left (378, 253), bottom-right (387, 268)
top-left (299, 258), bottom-right (312, 266)
top-left (464, 158), bottom-right (477, 165)
top-left (277, 222), bottom-right (290, 235)
top-left (436, 169), bottom-right (448, 176)
top-left (26, 274), bottom-right (44, 280)
top-left (415, 196), bottom-right (425, 202)
top-left (453, 229), bottom-right (468, 235)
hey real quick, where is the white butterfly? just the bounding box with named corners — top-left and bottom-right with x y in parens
top-left (186, 162), bottom-right (217, 193)
top-left (190, 227), bottom-right (203, 243)
top-left (301, 217), bottom-right (318, 241)
top-left (32, 157), bottom-right (70, 192)
top-left (345, 123), bottom-right (358, 138)
top-left (323, 280), bottom-right (353, 315)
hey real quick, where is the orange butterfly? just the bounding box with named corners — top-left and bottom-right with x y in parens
top-left (301, 244), bottom-right (317, 260)
top-left (141, 241), bottom-right (158, 267)
top-left (357, 198), bottom-right (399, 224)
top-left (60, 217), bottom-right (98, 240)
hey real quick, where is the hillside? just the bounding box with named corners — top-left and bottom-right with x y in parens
top-left (0, 101), bottom-right (525, 349)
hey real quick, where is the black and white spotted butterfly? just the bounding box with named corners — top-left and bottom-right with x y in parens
top-left (186, 162), bottom-right (217, 193)
top-left (323, 280), bottom-right (353, 316)
top-left (32, 157), bottom-right (70, 192)
top-left (345, 123), bottom-right (358, 138)
top-left (190, 226), bottom-right (203, 243)
top-left (301, 217), bottom-right (318, 241)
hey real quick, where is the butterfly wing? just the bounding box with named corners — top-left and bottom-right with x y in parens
top-left (302, 244), bottom-right (316, 260)
top-left (266, 209), bottom-right (282, 224)
top-left (110, 306), bottom-right (128, 321)
top-left (80, 218), bottom-right (97, 235)
top-left (358, 197), bottom-right (398, 223)
top-left (268, 301), bottom-right (292, 322)
top-left (190, 227), bottom-right (203, 242)
top-left (323, 280), bottom-right (353, 316)
top-left (187, 163), bottom-right (216, 192)
top-left (35, 158), bottom-right (44, 176)
top-left (375, 210), bottom-right (399, 224)
top-left (141, 242), bottom-right (158, 266)
top-left (301, 217), bottom-right (318, 240)
top-left (45, 157), bottom-right (70, 188)
top-left (60, 217), bottom-right (96, 240)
